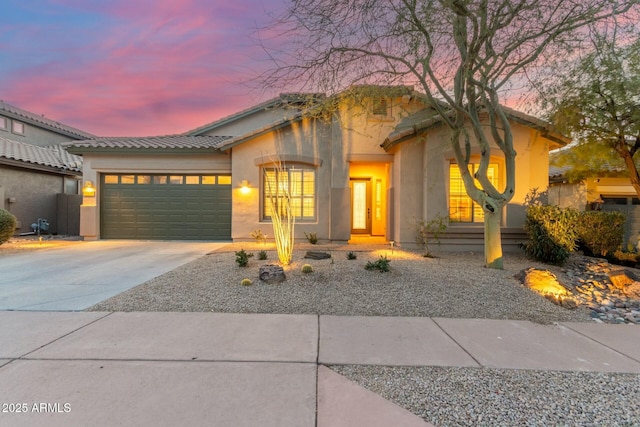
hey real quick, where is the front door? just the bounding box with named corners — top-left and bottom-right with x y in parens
top-left (350, 178), bottom-right (371, 234)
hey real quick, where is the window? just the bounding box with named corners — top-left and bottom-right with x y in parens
top-left (64, 178), bottom-right (80, 195)
top-left (0, 117), bottom-right (7, 131)
top-left (449, 163), bottom-right (499, 223)
top-left (263, 166), bottom-right (316, 221)
top-left (12, 121), bottom-right (24, 135)
top-left (372, 98), bottom-right (388, 116)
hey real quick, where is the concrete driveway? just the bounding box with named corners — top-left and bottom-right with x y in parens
top-left (0, 240), bottom-right (227, 311)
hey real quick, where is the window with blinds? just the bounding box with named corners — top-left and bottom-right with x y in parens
top-left (449, 163), bottom-right (498, 223)
top-left (263, 167), bottom-right (316, 221)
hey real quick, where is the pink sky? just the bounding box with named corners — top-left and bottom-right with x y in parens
top-left (0, 0), bottom-right (285, 136)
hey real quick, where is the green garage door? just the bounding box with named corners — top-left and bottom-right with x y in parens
top-left (101, 174), bottom-right (231, 240)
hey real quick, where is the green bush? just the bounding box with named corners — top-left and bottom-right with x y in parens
top-left (346, 251), bottom-right (357, 260)
top-left (304, 232), bottom-right (318, 244)
top-left (576, 211), bottom-right (625, 257)
top-left (523, 205), bottom-right (579, 265)
top-left (365, 255), bottom-right (391, 272)
top-left (235, 249), bottom-right (254, 267)
top-left (0, 209), bottom-right (17, 245)
top-left (258, 250), bottom-right (268, 260)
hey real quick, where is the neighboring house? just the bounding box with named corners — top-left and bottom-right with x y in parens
top-left (64, 89), bottom-right (564, 250)
top-left (0, 101), bottom-right (93, 235)
top-left (549, 158), bottom-right (640, 248)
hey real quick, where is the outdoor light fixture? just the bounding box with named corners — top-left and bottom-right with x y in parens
top-left (240, 180), bottom-right (250, 195)
top-left (82, 181), bottom-right (96, 197)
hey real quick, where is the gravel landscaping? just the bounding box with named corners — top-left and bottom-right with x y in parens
top-left (89, 242), bottom-right (592, 324)
top-left (331, 365), bottom-right (640, 427)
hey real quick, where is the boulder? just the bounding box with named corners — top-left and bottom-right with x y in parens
top-left (259, 264), bottom-right (286, 284)
top-left (304, 251), bottom-right (331, 260)
top-left (608, 269), bottom-right (638, 289)
top-left (515, 268), bottom-right (571, 297)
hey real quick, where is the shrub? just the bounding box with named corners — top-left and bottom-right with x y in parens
top-left (258, 250), bottom-right (268, 260)
top-left (250, 229), bottom-right (267, 243)
top-left (415, 214), bottom-right (447, 257)
top-left (576, 211), bottom-right (625, 257)
top-left (0, 209), bottom-right (17, 245)
top-left (365, 255), bottom-right (391, 272)
top-left (346, 251), bottom-right (357, 260)
top-left (235, 249), bottom-right (254, 267)
top-left (522, 205), bottom-right (579, 265)
top-left (301, 264), bottom-right (313, 273)
top-left (304, 232), bottom-right (318, 244)
top-left (240, 278), bottom-right (253, 286)
top-left (608, 250), bottom-right (639, 268)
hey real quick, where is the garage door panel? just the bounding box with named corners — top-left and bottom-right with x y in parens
top-left (101, 174), bottom-right (232, 240)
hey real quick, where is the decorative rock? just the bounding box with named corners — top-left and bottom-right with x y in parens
top-left (258, 264), bottom-right (286, 284)
top-left (624, 283), bottom-right (640, 300)
top-left (515, 268), bottom-right (571, 297)
top-left (608, 270), bottom-right (638, 289)
top-left (304, 251), bottom-right (331, 260)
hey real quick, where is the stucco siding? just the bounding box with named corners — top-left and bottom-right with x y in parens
top-left (0, 165), bottom-right (68, 234)
top-left (0, 119), bottom-right (78, 146)
top-left (230, 117), bottom-right (333, 242)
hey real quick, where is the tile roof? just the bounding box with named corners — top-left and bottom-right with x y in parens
top-left (0, 101), bottom-right (95, 140)
top-left (0, 136), bottom-right (82, 172)
top-left (186, 93), bottom-right (324, 136)
top-left (62, 135), bottom-right (232, 152)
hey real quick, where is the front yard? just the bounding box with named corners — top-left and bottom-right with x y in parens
top-left (89, 242), bottom-right (593, 324)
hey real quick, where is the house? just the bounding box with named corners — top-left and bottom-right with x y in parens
top-left (549, 157), bottom-right (640, 248)
top-left (0, 101), bottom-right (93, 235)
top-left (64, 88), bottom-right (564, 250)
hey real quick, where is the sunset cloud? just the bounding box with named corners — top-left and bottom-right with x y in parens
top-left (0, 0), bottom-right (284, 136)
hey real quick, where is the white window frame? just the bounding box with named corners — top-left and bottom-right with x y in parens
top-left (12, 121), bottom-right (25, 135)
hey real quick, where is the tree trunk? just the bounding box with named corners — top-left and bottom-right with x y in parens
top-left (484, 209), bottom-right (503, 269)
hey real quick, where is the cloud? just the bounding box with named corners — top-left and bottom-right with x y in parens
top-left (0, 0), bottom-right (283, 136)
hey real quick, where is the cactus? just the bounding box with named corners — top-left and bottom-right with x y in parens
top-left (240, 278), bottom-right (253, 286)
top-left (301, 264), bottom-right (313, 274)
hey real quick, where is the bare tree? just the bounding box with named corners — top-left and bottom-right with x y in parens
top-left (259, 0), bottom-right (637, 268)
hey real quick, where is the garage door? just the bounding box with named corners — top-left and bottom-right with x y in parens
top-left (100, 174), bottom-right (231, 240)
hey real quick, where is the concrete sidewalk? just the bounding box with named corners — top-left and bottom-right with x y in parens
top-left (0, 312), bottom-right (638, 426)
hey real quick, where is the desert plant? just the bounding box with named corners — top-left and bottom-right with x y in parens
top-left (0, 209), bottom-right (17, 245)
top-left (240, 278), bottom-right (253, 286)
top-left (415, 214), bottom-right (448, 257)
top-left (250, 229), bottom-right (267, 244)
top-left (258, 250), bottom-right (268, 260)
top-left (264, 160), bottom-right (295, 265)
top-left (522, 205), bottom-right (579, 265)
top-left (346, 251), bottom-right (357, 260)
top-left (235, 249), bottom-right (254, 267)
top-left (301, 264), bottom-right (313, 273)
top-left (365, 255), bottom-right (391, 272)
top-left (304, 232), bottom-right (318, 244)
top-left (576, 211), bottom-right (625, 257)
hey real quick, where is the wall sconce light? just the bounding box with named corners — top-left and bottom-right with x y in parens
top-left (82, 180), bottom-right (96, 197)
top-left (240, 180), bottom-right (250, 195)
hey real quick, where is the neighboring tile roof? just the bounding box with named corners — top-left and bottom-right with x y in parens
top-left (62, 135), bottom-right (232, 152)
top-left (0, 101), bottom-right (95, 140)
top-left (0, 136), bottom-right (82, 172)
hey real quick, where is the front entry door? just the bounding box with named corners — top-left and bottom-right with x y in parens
top-left (350, 178), bottom-right (371, 234)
